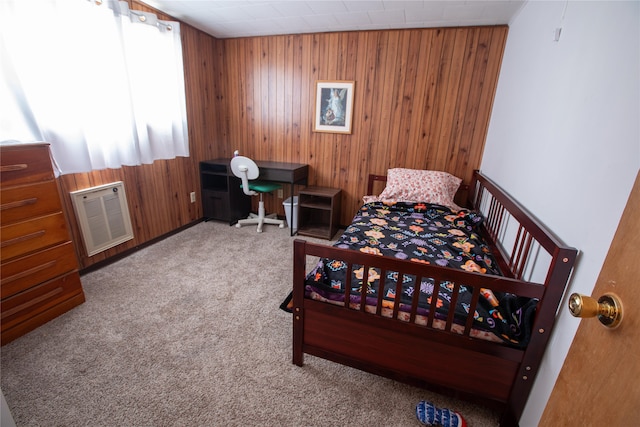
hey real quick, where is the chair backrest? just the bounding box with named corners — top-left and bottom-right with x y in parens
top-left (230, 156), bottom-right (260, 196)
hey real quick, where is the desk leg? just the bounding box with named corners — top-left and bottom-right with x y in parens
top-left (290, 182), bottom-right (295, 236)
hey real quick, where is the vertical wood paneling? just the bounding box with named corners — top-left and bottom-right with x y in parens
top-left (404, 31), bottom-right (426, 166)
top-left (291, 35), bottom-right (303, 164)
top-left (299, 36), bottom-right (313, 166)
top-left (216, 26), bottom-right (507, 225)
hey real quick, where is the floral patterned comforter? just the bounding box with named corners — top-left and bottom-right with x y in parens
top-left (305, 201), bottom-right (538, 348)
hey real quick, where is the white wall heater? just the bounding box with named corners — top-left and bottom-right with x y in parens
top-left (70, 181), bottom-right (134, 257)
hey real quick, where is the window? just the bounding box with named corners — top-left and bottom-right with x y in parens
top-left (0, 0), bottom-right (189, 174)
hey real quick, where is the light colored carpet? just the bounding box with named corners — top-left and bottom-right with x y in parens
top-left (1, 221), bottom-right (499, 426)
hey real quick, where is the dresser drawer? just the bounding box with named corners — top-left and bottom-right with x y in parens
top-left (0, 144), bottom-right (54, 186)
top-left (1, 241), bottom-right (78, 299)
top-left (1, 271), bottom-right (83, 333)
top-left (0, 212), bottom-right (70, 262)
top-left (1, 180), bottom-right (62, 225)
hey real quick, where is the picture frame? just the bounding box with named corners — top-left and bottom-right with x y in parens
top-left (313, 80), bottom-right (355, 134)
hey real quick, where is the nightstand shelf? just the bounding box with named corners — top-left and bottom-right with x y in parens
top-left (297, 187), bottom-right (341, 240)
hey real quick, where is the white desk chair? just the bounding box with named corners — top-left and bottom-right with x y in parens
top-left (230, 155), bottom-right (285, 233)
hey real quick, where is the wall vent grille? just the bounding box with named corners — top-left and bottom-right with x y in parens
top-left (70, 181), bottom-right (134, 256)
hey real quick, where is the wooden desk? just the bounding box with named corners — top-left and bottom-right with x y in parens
top-left (200, 158), bottom-right (308, 235)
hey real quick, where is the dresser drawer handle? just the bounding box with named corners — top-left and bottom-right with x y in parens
top-left (1, 287), bottom-right (64, 319)
top-left (0, 230), bottom-right (46, 248)
top-left (0, 164), bottom-right (28, 172)
top-left (0, 197), bottom-right (38, 211)
top-left (0, 260), bottom-right (58, 285)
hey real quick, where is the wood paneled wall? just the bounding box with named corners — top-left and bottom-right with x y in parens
top-left (57, 1), bottom-right (507, 270)
top-left (217, 26), bottom-right (507, 225)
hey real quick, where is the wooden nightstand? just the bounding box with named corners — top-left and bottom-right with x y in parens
top-left (297, 187), bottom-right (341, 240)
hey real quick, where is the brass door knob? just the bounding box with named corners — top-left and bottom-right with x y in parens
top-left (568, 293), bottom-right (623, 328)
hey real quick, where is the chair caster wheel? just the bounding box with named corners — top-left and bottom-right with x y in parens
top-left (236, 223), bottom-right (241, 228)
top-left (279, 224), bottom-right (285, 228)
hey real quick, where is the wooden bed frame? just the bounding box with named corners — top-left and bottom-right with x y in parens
top-left (292, 170), bottom-right (577, 426)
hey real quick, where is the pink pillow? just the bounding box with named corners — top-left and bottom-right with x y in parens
top-left (374, 168), bottom-right (462, 209)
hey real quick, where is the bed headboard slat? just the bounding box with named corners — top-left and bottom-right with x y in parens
top-left (367, 174), bottom-right (387, 196)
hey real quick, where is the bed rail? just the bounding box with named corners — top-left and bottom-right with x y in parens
top-left (293, 239), bottom-right (540, 354)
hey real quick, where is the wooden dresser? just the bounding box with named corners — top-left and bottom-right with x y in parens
top-left (1, 143), bottom-right (85, 345)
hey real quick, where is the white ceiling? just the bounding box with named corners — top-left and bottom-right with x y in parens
top-left (140, 0), bottom-right (526, 39)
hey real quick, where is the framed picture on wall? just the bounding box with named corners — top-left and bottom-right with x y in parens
top-left (313, 80), bottom-right (355, 134)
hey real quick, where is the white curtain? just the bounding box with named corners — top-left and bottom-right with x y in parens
top-left (0, 0), bottom-right (189, 174)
